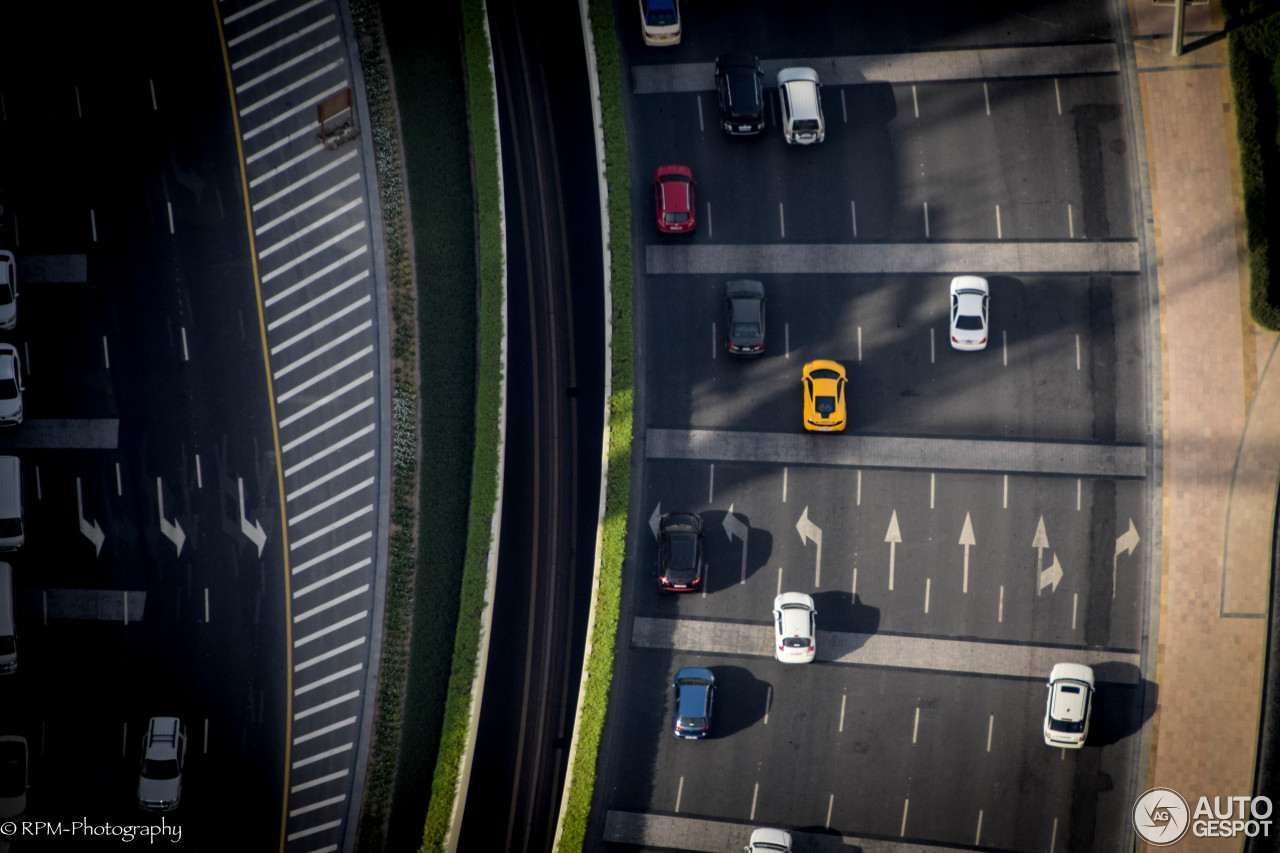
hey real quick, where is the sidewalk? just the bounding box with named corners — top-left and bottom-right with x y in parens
top-left (1131, 1), bottom-right (1277, 849)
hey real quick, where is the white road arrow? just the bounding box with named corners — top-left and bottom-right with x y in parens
top-left (885, 510), bottom-right (902, 591)
top-left (649, 502), bottom-right (662, 540)
top-left (958, 512), bottom-right (975, 594)
top-left (723, 503), bottom-right (749, 584)
top-left (1113, 518), bottom-right (1140, 597)
top-left (156, 478), bottom-right (186, 557)
top-left (75, 477), bottom-right (105, 557)
top-left (1032, 516), bottom-right (1049, 596)
top-left (795, 506), bottom-right (823, 587)
top-left (239, 478), bottom-right (267, 558)
top-left (1039, 553), bottom-right (1064, 593)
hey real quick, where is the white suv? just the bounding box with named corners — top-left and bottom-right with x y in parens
top-left (773, 592), bottom-right (816, 663)
top-left (1043, 664), bottom-right (1095, 748)
top-left (137, 717), bottom-right (186, 811)
top-left (778, 68), bottom-right (825, 145)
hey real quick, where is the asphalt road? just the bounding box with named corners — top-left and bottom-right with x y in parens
top-left (594, 0), bottom-right (1155, 850)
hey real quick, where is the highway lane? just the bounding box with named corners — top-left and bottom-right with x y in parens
top-left (597, 0), bottom-right (1154, 849)
top-left (457, 2), bottom-right (604, 851)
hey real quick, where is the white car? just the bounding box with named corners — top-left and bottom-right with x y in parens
top-left (0, 251), bottom-right (15, 330)
top-left (0, 345), bottom-right (22, 426)
top-left (1043, 663), bottom-right (1095, 748)
top-left (138, 717), bottom-right (186, 811)
top-left (638, 0), bottom-right (680, 46)
top-left (773, 592), bottom-right (816, 663)
top-left (949, 275), bottom-right (989, 351)
top-left (745, 827), bottom-right (793, 852)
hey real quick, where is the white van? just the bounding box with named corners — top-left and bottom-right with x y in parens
top-left (778, 67), bottom-right (825, 145)
top-left (0, 457), bottom-right (23, 551)
top-left (0, 562), bottom-right (15, 674)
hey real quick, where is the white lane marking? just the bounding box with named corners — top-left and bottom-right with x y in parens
top-left (852, 567), bottom-right (858, 595)
top-left (294, 663), bottom-right (362, 696)
top-left (930, 327), bottom-right (935, 364)
top-left (288, 477), bottom-right (374, 526)
top-left (779, 202), bottom-right (786, 238)
top-left (282, 399), bottom-right (374, 455)
top-left (255, 170), bottom-right (360, 225)
top-left (277, 345), bottom-right (373, 404)
top-left (1072, 593), bottom-right (1078, 630)
top-left (275, 319), bottom-right (372, 379)
top-left (34, 466), bottom-right (41, 500)
top-left (75, 86), bottom-right (82, 118)
top-left (91, 209), bottom-right (98, 242)
top-left (150, 79), bottom-right (158, 110)
top-left (123, 591), bottom-right (129, 625)
top-left (995, 204), bottom-right (1002, 239)
top-left (841, 89), bottom-right (847, 122)
top-left (782, 467), bottom-right (788, 502)
top-left (167, 201), bottom-right (175, 234)
top-left (270, 296), bottom-right (371, 355)
top-left (277, 371), bottom-right (373, 428)
top-left (294, 691), bottom-right (360, 721)
top-left (851, 200), bottom-right (857, 237)
top-left (708, 464), bottom-right (715, 504)
top-left (288, 449), bottom-right (374, 502)
top-left (1003, 474), bottom-right (1008, 508)
top-left (901, 798), bottom-right (910, 836)
top-left (697, 94), bottom-right (704, 132)
top-left (1002, 330), bottom-right (1008, 366)
top-left (1050, 817), bottom-right (1058, 853)
top-left (259, 197), bottom-right (363, 259)
top-left (294, 558), bottom-right (372, 599)
top-left (293, 717), bottom-right (357, 747)
top-left (1076, 479), bottom-right (1082, 510)
top-left (22, 343), bottom-right (29, 375)
top-left (261, 220), bottom-right (364, 283)
top-left (764, 684), bottom-right (773, 725)
top-left (705, 201), bottom-right (713, 239)
top-left (1054, 78), bottom-right (1062, 115)
top-left (986, 714), bottom-right (994, 752)
top-left (293, 611), bottom-right (367, 647)
top-left (930, 473), bottom-right (935, 508)
top-left (911, 84), bottom-right (919, 118)
top-left (826, 794), bottom-right (835, 829)
top-left (115, 463), bottom-right (123, 496)
top-left (204, 587), bottom-right (210, 623)
top-left (976, 810), bottom-right (984, 846)
top-left (924, 577), bottom-right (931, 613)
top-left (857, 326), bottom-right (862, 361)
top-left (247, 121), bottom-right (322, 165)
top-left (252, 149), bottom-right (358, 212)
top-left (232, 14), bottom-right (336, 70)
top-left (264, 245), bottom-right (366, 308)
top-left (1068, 203), bottom-right (1075, 238)
top-left (785, 323), bottom-right (790, 358)
top-left (675, 777), bottom-right (684, 813)
top-left (240, 58), bottom-right (344, 117)
top-left (856, 470), bottom-right (861, 506)
top-left (838, 693), bottom-right (847, 732)
top-left (983, 82), bottom-right (990, 115)
top-left (1075, 334), bottom-right (1081, 370)
top-left (295, 636), bottom-right (365, 672)
top-left (998, 585), bottom-right (1005, 622)
top-left (181, 327), bottom-right (189, 361)
top-left (923, 201), bottom-right (930, 238)
top-left (291, 769), bottom-right (349, 793)
top-left (289, 794), bottom-right (347, 817)
top-left (288, 505), bottom-right (373, 550)
top-left (912, 707), bottom-right (920, 743)
top-left (291, 532), bottom-right (372, 576)
top-left (750, 782), bottom-right (758, 819)
top-left (102, 335), bottom-right (109, 368)
top-left (237, 36), bottom-right (341, 93)
top-left (711, 322), bottom-right (717, 360)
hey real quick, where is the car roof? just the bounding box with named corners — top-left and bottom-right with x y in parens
top-left (725, 279), bottom-right (764, 298)
top-left (645, 0), bottom-right (676, 10)
top-left (778, 67), bottom-right (819, 85)
top-left (718, 52), bottom-right (759, 70)
top-left (951, 275), bottom-right (989, 294)
top-left (1049, 662), bottom-right (1094, 686)
top-left (675, 666), bottom-right (713, 683)
top-left (775, 591), bottom-right (814, 610)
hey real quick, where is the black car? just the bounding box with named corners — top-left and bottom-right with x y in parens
top-left (658, 511), bottom-right (704, 592)
top-left (715, 53), bottom-right (764, 135)
top-left (724, 280), bottom-right (765, 356)
top-left (671, 667), bottom-right (715, 738)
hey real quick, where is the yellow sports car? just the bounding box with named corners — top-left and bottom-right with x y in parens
top-left (802, 360), bottom-right (847, 432)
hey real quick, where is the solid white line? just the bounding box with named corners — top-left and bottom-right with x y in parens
top-left (1002, 330), bottom-right (1008, 366)
top-left (1072, 593), bottom-right (1078, 630)
top-left (1050, 817), bottom-right (1058, 853)
top-left (857, 326), bottom-right (862, 361)
top-left (1002, 474), bottom-right (1008, 508)
top-left (1075, 334), bottom-right (1081, 370)
top-left (995, 204), bottom-right (1002, 239)
top-left (294, 585), bottom-right (369, 622)
top-left (237, 36), bottom-right (341, 93)
top-left (775, 567), bottom-right (782, 599)
top-left (259, 198), bottom-right (363, 259)
top-left (253, 149), bottom-right (358, 212)
top-left (122, 722), bottom-right (128, 756)
top-left (923, 201), bottom-right (930, 238)
top-left (204, 587), bottom-right (210, 623)
top-left (293, 718), bottom-right (357, 747)
top-left (1068, 203), bottom-right (1075, 238)
top-left (255, 170), bottom-right (360, 226)
top-left (293, 558), bottom-right (372, 599)
top-left (289, 794), bottom-right (347, 817)
top-left (294, 691), bottom-right (360, 721)
top-left (295, 637), bottom-right (366, 672)
top-left (1076, 479), bottom-right (1082, 510)
top-left (294, 612), bottom-right (367, 647)
top-left (283, 398), bottom-right (374, 453)
top-left (289, 504), bottom-right (373, 550)
top-left (711, 322), bottom-right (717, 360)
top-left (227, 0), bottom-right (327, 44)
top-left (287, 446), bottom-right (374, 495)
top-left (285, 422), bottom-right (373, 473)
top-left (203, 719), bottom-right (208, 753)
top-left (289, 477), bottom-right (374, 525)
top-left (706, 202), bottom-right (712, 239)
top-left (290, 770), bottom-right (348, 793)
top-left (856, 470), bottom-right (862, 505)
top-left (930, 473), bottom-right (935, 508)
top-left (240, 59), bottom-right (344, 117)
top-left (271, 296), bottom-right (371, 356)
top-left (913, 707), bottom-right (920, 743)
top-left (34, 466), bottom-right (41, 501)
top-left (292, 743), bottom-right (352, 768)
top-left (826, 793), bottom-right (835, 828)
top-left (277, 345), bottom-right (372, 404)
top-left (75, 86), bottom-right (81, 118)
top-left (247, 121), bottom-right (321, 165)
top-left (233, 14), bottom-right (336, 69)
top-left (852, 567), bottom-right (858, 595)
top-left (195, 454), bottom-right (203, 489)
top-left (242, 80), bottom-right (349, 142)
top-left (265, 246), bottom-right (367, 308)
top-left (291, 532), bottom-right (372, 575)
top-left (277, 371), bottom-right (373, 429)
top-left (930, 327), bottom-right (935, 364)
top-left (262, 221), bottom-right (365, 285)
top-left (675, 777), bottom-right (684, 813)
top-left (275, 320), bottom-right (371, 379)
top-left (841, 89), bottom-right (847, 122)
top-left (784, 323), bottom-right (790, 358)
top-left (986, 714), bottom-right (994, 752)
top-left (750, 782), bottom-right (758, 820)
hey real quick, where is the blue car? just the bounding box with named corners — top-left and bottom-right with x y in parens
top-left (671, 667), bottom-right (715, 738)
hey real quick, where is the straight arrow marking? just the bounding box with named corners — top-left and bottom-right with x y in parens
top-left (958, 512), bottom-right (975, 594)
top-left (1032, 515), bottom-right (1048, 595)
top-left (796, 506), bottom-right (823, 588)
top-left (724, 503), bottom-right (749, 584)
top-left (885, 510), bottom-right (901, 591)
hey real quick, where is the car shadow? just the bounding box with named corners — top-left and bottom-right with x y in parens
top-left (699, 509), bottom-right (775, 594)
top-left (811, 591), bottom-right (881, 655)
top-left (705, 664), bottom-right (771, 739)
top-left (1089, 661), bottom-right (1156, 749)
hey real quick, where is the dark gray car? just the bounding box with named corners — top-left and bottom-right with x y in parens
top-left (715, 53), bottom-right (764, 135)
top-left (671, 667), bottom-right (715, 738)
top-left (724, 280), bottom-right (765, 356)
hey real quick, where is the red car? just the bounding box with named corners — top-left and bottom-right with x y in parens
top-left (653, 165), bottom-right (696, 233)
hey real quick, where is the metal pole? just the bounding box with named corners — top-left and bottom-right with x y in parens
top-left (1172, 0), bottom-right (1187, 56)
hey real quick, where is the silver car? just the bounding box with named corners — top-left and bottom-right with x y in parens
top-left (0, 345), bottom-right (23, 426)
top-left (0, 252), bottom-right (15, 331)
top-left (138, 717), bottom-right (186, 811)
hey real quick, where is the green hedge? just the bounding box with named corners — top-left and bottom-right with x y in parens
top-left (1224, 1), bottom-right (1280, 330)
top-left (556, 0), bottom-right (633, 850)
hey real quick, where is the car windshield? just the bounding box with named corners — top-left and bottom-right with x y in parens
top-left (955, 315), bottom-right (984, 330)
top-left (809, 368), bottom-right (840, 380)
top-left (733, 321), bottom-right (761, 337)
top-left (0, 520), bottom-right (20, 538)
top-left (664, 211), bottom-right (690, 223)
top-left (659, 174), bottom-right (689, 184)
top-left (0, 635), bottom-right (13, 655)
top-left (1049, 716), bottom-right (1087, 733)
top-left (815, 396), bottom-right (836, 415)
top-left (0, 377), bottom-right (17, 400)
top-left (141, 758), bottom-right (180, 780)
top-left (645, 5), bottom-right (677, 25)
top-left (794, 119), bottom-right (820, 131)
top-left (0, 286), bottom-right (12, 307)
top-left (781, 636), bottom-right (809, 648)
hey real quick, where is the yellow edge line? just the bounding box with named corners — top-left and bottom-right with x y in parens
top-left (211, 3), bottom-right (295, 850)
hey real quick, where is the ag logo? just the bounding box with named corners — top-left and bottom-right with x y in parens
top-left (1133, 787), bottom-right (1190, 846)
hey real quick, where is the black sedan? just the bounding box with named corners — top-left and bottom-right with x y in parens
top-left (671, 667), bottom-right (715, 738)
top-left (658, 511), bottom-right (704, 592)
top-left (724, 280), bottom-right (765, 356)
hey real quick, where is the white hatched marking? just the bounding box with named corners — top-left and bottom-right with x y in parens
top-left (282, 401), bottom-right (374, 454)
top-left (237, 36), bottom-right (340, 93)
top-left (288, 794), bottom-right (346, 817)
top-left (294, 612), bottom-right (366, 647)
top-left (259, 198), bottom-right (363, 258)
top-left (286, 819), bottom-right (342, 842)
top-left (294, 718), bottom-right (358, 747)
top-left (265, 245), bottom-right (366, 307)
top-left (255, 170), bottom-right (359, 227)
top-left (288, 477), bottom-right (374, 525)
top-left (294, 663), bottom-right (362, 695)
top-left (242, 81), bottom-right (348, 141)
top-left (232, 14), bottom-right (336, 69)
top-left (262, 223), bottom-right (365, 285)
top-left (278, 371), bottom-right (373, 429)
top-left (252, 149), bottom-right (357, 212)
top-left (227, 0), bottom-right (327, 45)
top-left (291, 533), bottom-right (372, 575)
top-left (289, 505), bottom-right (373, 550)
top-left (269, 271), bottom-right (368, 330)
top-left (290, 769), bottom-right (348, 793)
top-left (294, 691), bottom-right (360, 721)
top-left (275, 320), bottom-right (372, 379)
top-left (247, 121), bottom-right (322, 165)
top-left (271, 297), bottom-right (371, 355)
top-left (240, 59), bottom-right (344, 117)
top-left (277, 346), bottom-right (372, 404)
top-left (288, 451), bottom-right (376, 502)
top-left (293, 558), bottom-right (372, 598)
top-left (295, 637), bottom-right (366, 671)
top-left (286, 425), bottom-right (375, 479)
